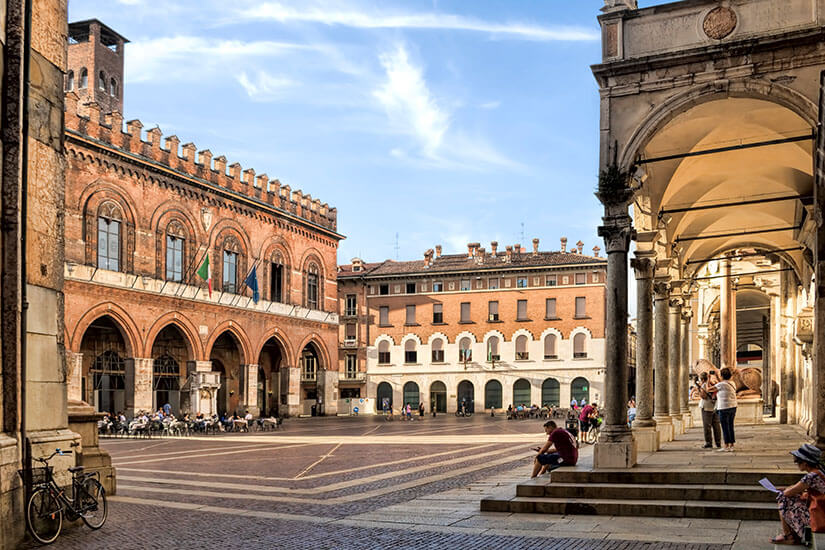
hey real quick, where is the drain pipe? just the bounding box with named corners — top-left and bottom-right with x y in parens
top-left (20, 0), bottom-right (33, 498)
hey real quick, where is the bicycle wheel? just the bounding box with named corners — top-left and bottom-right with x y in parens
top-left (26, 487), bottom-right (62, 544)
top-left (586, 427), bottom-right (599, 445)
top-left (80, 478), bottom-right (108, 529)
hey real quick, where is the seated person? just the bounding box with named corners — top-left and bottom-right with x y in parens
top-left (506, 404), bottom-right (514, 419)
top-left (531, 420), bottom-right (578, 478)
top-left (771, 443), bottom-right (825, 545)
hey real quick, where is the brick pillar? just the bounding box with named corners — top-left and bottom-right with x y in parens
top-left (125, 358), bottom-right (153, 417)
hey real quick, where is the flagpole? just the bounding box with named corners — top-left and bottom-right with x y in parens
top-left (176, 244), bottom-right (210, 299)
top-left (230, 258), bottom-right (261, 308)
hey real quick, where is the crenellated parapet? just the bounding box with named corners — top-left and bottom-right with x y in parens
top-left (64, 92), bottom-right (338, 232)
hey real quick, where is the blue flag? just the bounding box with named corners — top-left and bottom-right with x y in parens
top-left (245, 265), bottom-right (259, 303)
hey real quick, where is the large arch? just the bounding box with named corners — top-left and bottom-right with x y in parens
top-left (205, 322), bottom-right (252, 366)
top-left (149, 324), bottom-right (193, 415)
top-left (78, 314), bottom-right (129, 413)
top-left (253, 328), bottom-right (295, 369)
top-left (295, 333), bottom-right (332, 372)
top-left (143, 313), bottom-right (203, 362)
top-left (209, 330), bottom-right (247, 416)
top-left (70, 303), bottom-right (141, 358)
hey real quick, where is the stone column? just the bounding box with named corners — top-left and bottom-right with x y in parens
top-left (631, 255), bottom-right (657, 451)
top-left (593, 197), bottom-right (637, 469)
top-left (653, 281), bottom-right (673, 443)
top-left (319, 369), bottom-right (339, 416)
top-left (245, 364), bottom-right (259, 416)
top-left (769, 291), bottom-right (782, 419)
top-left (697, 325), bottom-right (709, 359)
top-left (125, 358), bottom-right (153, 417)
top-left (66, 351), bottom-right (83, 402)
top-left (286, 365), bottom-right (301, 417)
top-left (668, 298), bottom-right (683, 434)
top-left (680, 307), bottom-right (692, 428)
top-left (814, 159), bottom-right (825, 446)
top-left (720, 258), bottom-right (733, 369)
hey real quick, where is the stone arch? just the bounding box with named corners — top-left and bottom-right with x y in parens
top-left (70, 303), bottom-right (141, 357)
top-left (143, 313), bottom-right (203, 362)
top-left (569, 326), bottom-right (593, 340)
top-left (259, 237), bottom-right (294, 303)
top-left (253, 328), bottom-right (295, 368)
top-left (299, 249), bottom-right (326, 311)
top-left (482, 330), bottom-right (506, 344)
top-left (454, 330), bottom-right (477, 344)
top-left (619, 79), bottom-right (817, 173)
top-left (79, 184), bottom-right (138, 271)
top-left (374, 334), bottom-right (396, 347)
top-left (205, 322), bottom-right (252, 366)
top-left (510, 328), bottom-right (535, 341)
top-left (539, 327), bottom-right (564, 341)
top-left (400, 333), bottom-right (423, 346)
top-left (296, 333), bottom-right (332, 371)
top-left (427, 331), bottom-right (449, 345)
top-left (211, 223), bottom-right (251, 294)
top-left (150, 203), bottom-right (201, 281)
top-left (684, 243), bottom-right (803, 287)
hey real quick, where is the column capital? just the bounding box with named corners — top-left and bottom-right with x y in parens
top-left (653, 280), bottom-right (671, 298)
top-left (598, 216), bottom-right (634, 254)
top-left (631, 256), bottom-right (655, 279)
top-left (602, 0), bottom-right (637, 13)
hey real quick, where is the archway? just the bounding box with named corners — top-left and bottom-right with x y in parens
top-left (457, 380), bottom-right (474, 413)
top-left (541, 378), bottom-right (560, 407)
top-left (377, 381), bottom-right (393, 412)
top-left (258, 337), bottom-right (286, 417)
top-left (571, 377), bottom-right (590, 405)
top-left (149, 324), bottom-right (191, 415)
top-left (300, 342), bottom-right (321, 415)
top-left (209, 332), bottom-right (244, 416)
top-left (403, 381), bottom-right (420, 409)
top-left (79, 315), bottom-right (127, 414)
top-left (430, 381), bottom-right (446, 413)
top-left (484, 380), bottom-right (502, 410)
top-left (513, 378), bottom-right (531, 407)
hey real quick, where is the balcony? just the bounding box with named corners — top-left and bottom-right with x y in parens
top-left (341, 339), bottom-right (358, 349)
top-left (339, 371), bottom-right (366, 382)
top-left (301, 370), bottom-right (317, 382)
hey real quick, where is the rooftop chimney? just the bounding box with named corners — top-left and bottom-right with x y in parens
top-left (576, 240), bottom-right (584, 254)
top-left (490, 241), bottom-right (498, 256)
top-left (593, 246), bottom-right (601, 258)
top-left (467, 243), bottom-right (474, 258)
top-left (532, 238), bottom-right (539, 255)
top-left (435, 245), bottom-right (442, 258)
top-left (424, 248), bottom-right (434, 267)
top-left (561, 237), bottom-right (567, 253)
top-left (351, 257), bottom-right (364, 272)
top-left (514, 243), bottom-right (521, 255)
top-left (505, 245), bottom-right (513, 263)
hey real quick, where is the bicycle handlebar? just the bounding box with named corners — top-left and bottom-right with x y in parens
top-left (34, 448), bottom-right (73, 464)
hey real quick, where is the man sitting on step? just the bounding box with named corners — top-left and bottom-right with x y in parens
top-left (531, 420), bottom-right (578, 478)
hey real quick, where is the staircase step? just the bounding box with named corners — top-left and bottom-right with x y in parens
top-left (515, 481), bottom-right (775, 503)
top-left (549, 468), bottom-right (800, 487)
top-left (480, 495), bottom-right (777, 520)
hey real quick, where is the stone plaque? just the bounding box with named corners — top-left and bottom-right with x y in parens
top-left (703, 7), bottom-right (737, 40)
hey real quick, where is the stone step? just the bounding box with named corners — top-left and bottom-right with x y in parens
top-left (516, 480), bottom-right (776, 503)
top-left (549, 468), bottom-right (800, 486)
top-left (480, 495), bottom-right (778, 520)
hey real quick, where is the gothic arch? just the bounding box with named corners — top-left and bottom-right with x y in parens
top-left (80, 184), bottom-right (138, 271)
top-left (70, 302), bottom-right (142, 358)
top-left (253, 328), bottom-right (295, 368)
top-left (296, 334), bottom-right (332, 371)
top-left (260, 237), bottom-right (294, 303)
top-left (143, 313), bottom-right (204, 362)
top-left (205, 322), bottom-right (252, 365)
top-left (299, 249), bottom-right (326, 311)
top-left (150, 204), bottom-right (201, 281)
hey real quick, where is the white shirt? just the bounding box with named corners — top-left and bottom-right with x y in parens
top-left (699, 383), bottom-right (716, 412)
top-left (714, 380), bottom-right (737, 410)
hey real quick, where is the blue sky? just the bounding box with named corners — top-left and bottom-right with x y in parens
top-left (68, 0), bottom-right (625, 263)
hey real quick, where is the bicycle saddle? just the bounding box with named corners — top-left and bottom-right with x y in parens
top-left (68, 466), bottom-right (84, 473)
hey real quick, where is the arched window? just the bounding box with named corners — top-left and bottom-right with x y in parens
top-left (305, 262), bottom-right (320, 310)
top-left (404, 339), bottom-right (417, 364)
top-left (571, 377), bottom-right (590, 404)
top-left (403, 381), bottom-right (419, 408)
top-left (378, 340), bottom-right (390, 364)
top-left (487, 336), bottom-right (500, 362)
top-left (66, 70), bottom-right (74, 91)
top-left (270, 251), bottom-right (288, 303)
top-left (98, 70), bottom-right (106, 91)
top-left (484, 380), bottom-right (502, 409)
top-left (79, 67), bottom-right (88, 89)
top-left (97, 201), bottom-right (122, 271)
top-left (544, 334), bottom-right (557, 359)
top-left (430, 381), bottom-right (447, 413)
top-left (458, 337), bottom-right (472, 362)
top-left (377, 382), bottom-right (392, 410)
top-left (431, 338), bottom-right (444, 363)
top-left (573, 333), bottom-right (587, 358)
top-left (541, 378), bottom-right (560, 407)
top-left (515, 334), bottom-right (529, 360)
top-left (221, 235), bottom-right (241, 294)
top-left (513, 378), bottom-right (531, 407)
top-left (165, 220), bottom-right (186, 282)
top-left (110, 78), bottom-right (118, 97)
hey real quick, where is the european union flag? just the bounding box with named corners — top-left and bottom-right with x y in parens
top-left (245, 265), bottom-right (259, 304)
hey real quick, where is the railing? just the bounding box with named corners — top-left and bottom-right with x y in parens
top-left (301, 371), bottom-right (316, 382)
top-left (341, 339), bottom-right (358, 349)
top-left (339, 371), bottom-right (366, 382)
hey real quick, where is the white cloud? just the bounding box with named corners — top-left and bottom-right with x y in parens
top-left (479, 100), bottom-right (500, 110)
top-left (238, 2), bottom-right (598, 42)
top-left (126, 36), bottom-right (314, 82)
top-left (374, 46), bottom-right (448, 156)
top-left (237, 71), bottom-right (296, 101)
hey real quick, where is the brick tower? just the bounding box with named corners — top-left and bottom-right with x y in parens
top-left (67, 19), bottom-right (128, 117)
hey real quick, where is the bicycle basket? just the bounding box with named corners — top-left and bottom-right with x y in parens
top-left (17, 466), bottom-right (52, 485)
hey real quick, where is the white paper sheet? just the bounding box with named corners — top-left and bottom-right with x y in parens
top-left (758, 477), bottom-right (782, 494)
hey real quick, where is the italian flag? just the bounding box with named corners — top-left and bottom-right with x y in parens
top-left (196, 253), bottom-right (212, 297)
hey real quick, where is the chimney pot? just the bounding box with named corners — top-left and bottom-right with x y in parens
top-left (532, 238), bottom-right (539, 255)
top-left (435, 245), bottom-right (442, 258)
top-left (490, 241), bottom-right (498, 256)
top-left (593, 246), bottom-right (601, 258)
top-left (576, 240), bottom-right (585, 254)
top-left (561, 237), bottom-right (568, 253)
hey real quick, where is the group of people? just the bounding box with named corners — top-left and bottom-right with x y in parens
top-left (695, 367), bottom-right (738, 451)
top-left (506, 403), bottom-right (556, 420)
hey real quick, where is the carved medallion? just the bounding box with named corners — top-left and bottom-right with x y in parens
top-left (703, 7), bottom-right (736, 40)
top-left (201, 207), bottom-right (213, 232)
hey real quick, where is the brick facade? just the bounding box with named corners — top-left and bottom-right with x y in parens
top-left (63, 21), bottom-right (342, 418)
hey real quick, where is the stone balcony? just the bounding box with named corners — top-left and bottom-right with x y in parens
top-left (339, 371), bottom-right (366, 383)
top-left (65, 263), bottom-right (338, 325)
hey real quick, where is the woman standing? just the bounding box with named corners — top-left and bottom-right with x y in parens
top-left (708, 367), bottom-right (737, 452)
top-left (771, 444), bottom-right (825, 545)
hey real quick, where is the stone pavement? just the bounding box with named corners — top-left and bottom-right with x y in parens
top-left (30, 415), bottom-right (799, 549)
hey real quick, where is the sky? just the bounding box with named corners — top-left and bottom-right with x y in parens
top-left (67, 0), bottom-right (640, 264)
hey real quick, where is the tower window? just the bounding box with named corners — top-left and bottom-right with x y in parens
top-left (98, 71), bottom-right (106, 91)
top-left (110, 78), bottom-right (118, 97)
top-left (79, 68), bottom-right (88, 89)
top-left (66, 70), bottom-right (74, 92)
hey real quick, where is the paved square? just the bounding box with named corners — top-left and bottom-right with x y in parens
top-left (38, 415), bottom-right (778, 549)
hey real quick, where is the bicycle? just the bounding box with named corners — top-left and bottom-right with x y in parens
top-left (19, 448), bottom-right (108, 544)
top-left (584, 417), bottom-right (602, 445)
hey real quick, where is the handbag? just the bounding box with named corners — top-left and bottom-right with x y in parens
top-left (810, 471), bottom-right (825, 533)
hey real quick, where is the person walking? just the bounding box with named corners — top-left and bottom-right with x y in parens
top-left (418, 401), bottom-right (425, 417)
top-left (708, 367), bottom-right (737, 452)
top-left (697, 371), bottom-right (722, 449)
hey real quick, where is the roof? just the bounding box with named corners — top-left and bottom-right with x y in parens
top-left (338, 251), bottom-right (605, 279)
top-left (69, 19), bottom-right (130, 45)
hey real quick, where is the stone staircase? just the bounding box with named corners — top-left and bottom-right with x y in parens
top-left (480, 468), bottom-right (799, 520)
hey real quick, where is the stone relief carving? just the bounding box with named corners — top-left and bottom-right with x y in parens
top-left (703, 7), bottom-right (737, 40)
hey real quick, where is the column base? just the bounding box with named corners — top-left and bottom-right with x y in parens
top-left (670, 414), bottom-right (684, 435)
top-left (632, 425), bottom-right (659, 452)
top-left (681, 411), bottom-right (693, 429)
top-left (653, 416), bottom-right (673, 444)
top-left (593, 438), bottom-right (638, 469)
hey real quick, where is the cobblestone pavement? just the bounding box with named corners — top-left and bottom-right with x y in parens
top-left (32, 415), bottom-right (775, 549)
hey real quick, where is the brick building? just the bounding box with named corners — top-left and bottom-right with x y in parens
top-left (338, 239), bottom-right (607, 414)
top-left (63, 20), bottom-right (343, 419)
